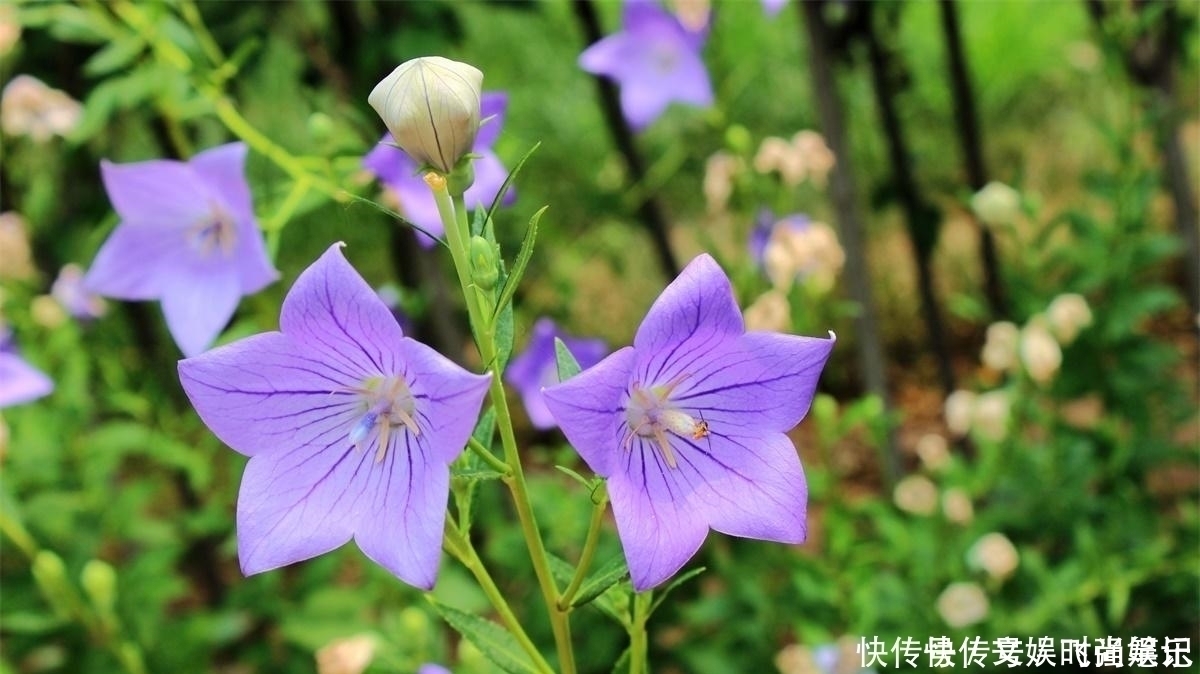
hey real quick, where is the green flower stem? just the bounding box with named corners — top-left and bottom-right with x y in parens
top-left (558, 486), bottom-right (608, 610)
top-left (428, 178), bottom-right (577, 674)
top-left (178, 0), bottom-right (225, 67)
top-left (443, 526), bottom-right (555, 674)
top-left (629, 592), bottom-right (651, 674)
top-left (467, 436), bottom-right (511, 476)
top-left (0, 510), bottom-right (38, 561)
top-left (208, 93), bottom-right (346, 202)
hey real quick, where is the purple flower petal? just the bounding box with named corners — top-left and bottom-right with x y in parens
top-left (161, 269), bottom-right (242, 358)
top-left (507, 318), bottom-right (608, 430)
top-left (0, 352), bottom-right (53, 408)
top-left (178, 332), bottom-right (361, 457)
top-left (280, 244), bottom-right (408, 381)
top-left (85, 143), bottom-right (278, 355)
top-left (607, 458), bottom-right (708, 591)
top-left (179, 243), bottom-right (489, 587)
top-left (475, 92), bottom-right (508, 149)
top-left (544, 253), bottom-right (834, 591)
top-left (543, 346), bottom-right (636, 476)
top-left (578, 3), bottom-right (713, 130)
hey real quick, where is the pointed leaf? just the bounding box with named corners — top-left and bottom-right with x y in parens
top-left (493, 205), bottom-right (546, 321)
top-left (554, 337), bottom-right (583, 382)
top-left (572, 557), bottom-right (631, 610)
top-left (484, 142), bottom-right (541, 226)
top-left (648, 567), bottom-right (706, 616)
top-left (428, 599), bottom-right (539, 674)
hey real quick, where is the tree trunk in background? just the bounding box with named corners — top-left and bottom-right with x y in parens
top-left (572, 0), bottom-right (680, 280)
top-left (799, 0), bottom-right (899, 483)
top-left (939, 0), bottom-right (1007, 319)
top-left (1085, 0), bottom-right (1200, 324)
top-left (864, 14), bottom-right (957, 398)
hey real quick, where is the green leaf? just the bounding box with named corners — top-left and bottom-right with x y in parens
top-left (495, 301), bottom-right (515, 373)
top-left (0, 611), bottom-right (70, 635)
top-left (427, 599), bottom-right (539, 674)
top-left (484, 142), bottom-right (541, 227)
top-left (572, 557), bottom-right (630, 610)
top-left (610, 647), bottom-right (631, 674)
top-left (493, 205), bottom-right (547, 322)
top-left (83, 38), bottom-right (146, 76)
top-left (648, 567), bottom-right (706, 616)
top-left (553, 336), bottom-right (583, 383)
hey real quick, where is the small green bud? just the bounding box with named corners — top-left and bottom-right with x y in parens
top-left (457, 638), bottom-right (488, 672)
top-left (81, 559), bottom-right (117, 615)
top-left (469, 235), bottom-right (500, 291)
top-left (398, 606), bottom-right (429, 635)
top-left (31, 551), bottom-right (74, 618)
top-left (307, 112), bottom-right (335, 145)
top-left (725, 124), bottom-right (752, 154)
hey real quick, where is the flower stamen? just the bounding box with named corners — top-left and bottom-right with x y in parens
top-left (623, 373), bottom-right (707, 470)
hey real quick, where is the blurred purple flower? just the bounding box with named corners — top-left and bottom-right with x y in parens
top-left (83, 142), bottom-right (278, 357)
top-left (0, 329), bottom-right (52, 408)
top-left (178, 244), bottom-right (489, 588)
top-left (505, 318), bottom-right (607, 430)
top-left (579, 1), bottom-right (714, 130)
top-left (762, 0), bottom-right (789, 17)
top-left (51, 263), bottom-right (106, 321)
top-left (374, 283), bottom-right (413, 335)
top-left (544, 254), bottom-right (834, 590)
top-left (364, 92), bottom-right (514, 248)
top-left (417, 666), bottom-right (451, 674)
top-left (748, 208), bottom-right (810, 264)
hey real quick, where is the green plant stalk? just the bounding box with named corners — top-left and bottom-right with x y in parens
top-left (428, 178), bottom-right (577, 673)
top-left (0, 511), bottom-right (38, 560)
top-left (443, 526), bottom-right (555, 674)
top-left (629, 592), bottom-right (651, 674)
top-left (467, 436), bottom-right (512, 475)
top-left (208, 93), bottom-right (346, 202)
top-left (177, 0), bottom-right (225, 67)
top-left (559, 488), bottom-right (608, 609)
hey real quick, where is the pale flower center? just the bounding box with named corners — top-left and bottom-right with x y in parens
top-left (347, 375), bottom-right (420, 462)
top-left (188, 205), bottom-right (237, 258)
top-left (623, 373), bottom-right (709, 469)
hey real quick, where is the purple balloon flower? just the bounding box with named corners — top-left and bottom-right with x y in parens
top-left (0, 329), bottom-right (53, 408)
top-left (749, 208), bottom-right (811, 264)
top-left (51, 263), bottom-right (106, 321)
top-left (364, 92), bottom-right (514, 248)
top-left (418, 666), bottom-right (451, 674)
top-left (505, 318), bottom-right (607, 430)
top-left (84, 142), bottom-right (278, 357)
top-left (762, 0), bottom-right (789, 17)
top-left (178, 243), bottom-right (490, 589)
top-left (543, 254), bottom-right (834, 591)
top-left (578, 1), bottom-right (714, 130)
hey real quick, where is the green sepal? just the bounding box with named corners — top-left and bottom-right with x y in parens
top-left (571, 556), bottom-right (631, 610)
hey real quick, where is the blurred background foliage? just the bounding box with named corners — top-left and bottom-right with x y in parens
top-left (1, 1), bottom-right (1197, 673)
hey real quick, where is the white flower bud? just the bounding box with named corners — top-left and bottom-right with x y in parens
top-left (942, 488), bottom-right (974, 525)
top-left (1019, 320), bottom-right (1062, 384)
top-left (937, 582), bottom-right (989, 628)
top-left (972, 390), bottom-right (1010, 442)
top-left (980, 321), bottom-right (1019, 372)
top-left (970, 181), bottom-right (1020, 227)
top-left (315, 634), bottom-right (377, 674)
top-left (944, 389), bottom-right (976, 437)
top-left (916, 433), bottom-right (951, 473)
top-left (743, 289), bottom-right (791, 333)
top-left (1045, 293), bottom-right (1093, 345)
top-left (893, 475), bottom-right (938, 516)
top-left (368, 56), bottom-right (483, 174)
top-left (967, 532), bottom-right (1019, 581)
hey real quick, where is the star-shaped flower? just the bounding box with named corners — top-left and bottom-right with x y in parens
top-left (364, 92), bottom-right (514, 248)
top-left (544, 254), bottom-right (834, 590)
top-left (505, 318), bottom-right (607, 430)
top-left (84, 142), bottom-right (278, 357)
top-left (0, 329), bottom-right (52, 408)
top-left (178, 244), bottom-right (490, 588)
top-left (579, 1), bottom-right (714, 130)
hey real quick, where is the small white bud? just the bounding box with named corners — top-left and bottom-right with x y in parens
top-left (1045, 293), bottom-right (1093, 345)
top-left (368, 57), bottom-right (483, 174)
top-left (937, 582), bottom-right (989, 628)
top-left (1019, 319), bottom-right (1062, 385)
top-left (970, 181), bottom-right (1021, 227)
